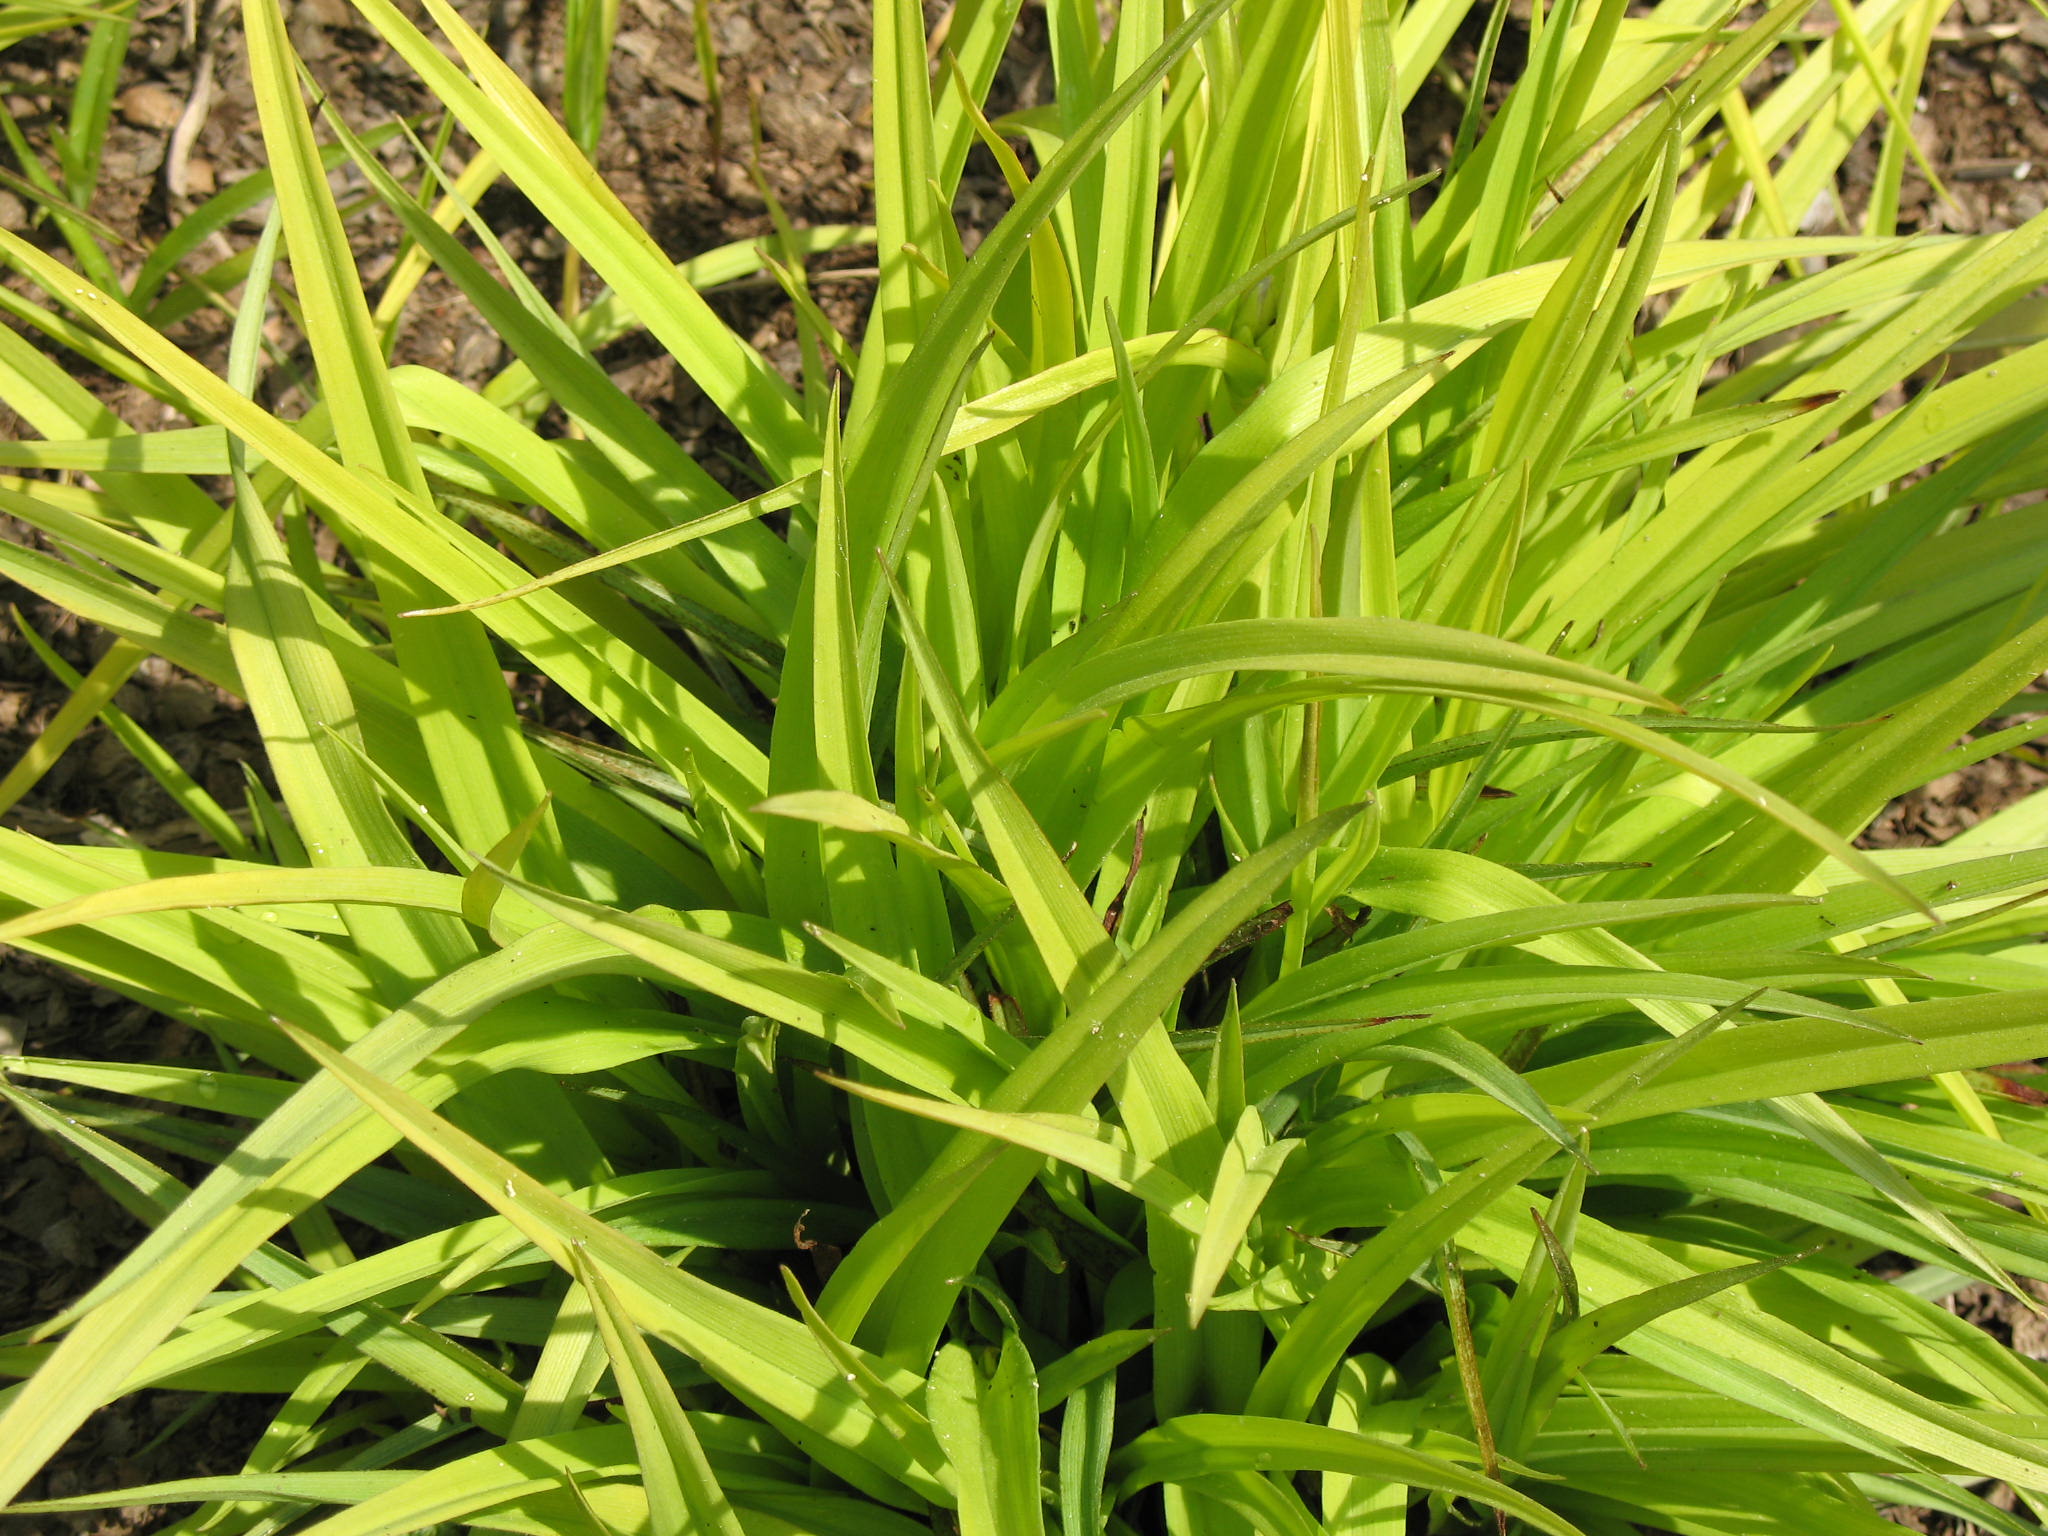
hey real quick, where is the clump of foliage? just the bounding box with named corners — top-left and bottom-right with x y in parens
top-left (5, 0), bottom-right (2048, 1531)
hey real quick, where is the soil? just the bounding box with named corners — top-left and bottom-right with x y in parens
top-left (0, 0), bottom-right (910, 1525)
top-left (2, 0), bottom-right (2048, 1532)
top-left (1863, 747), bottom-right (2048, 846)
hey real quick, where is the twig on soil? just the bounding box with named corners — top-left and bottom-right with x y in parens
top-left (164, 0), bottom-right (226, 206)
top-left (1952, 158), bottom-right (2040, 182)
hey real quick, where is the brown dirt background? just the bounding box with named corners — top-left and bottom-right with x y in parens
top-left (1, 0), bottom-right (2046, 1530)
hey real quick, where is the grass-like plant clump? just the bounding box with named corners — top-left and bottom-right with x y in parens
top-left (5, 0), bottom-right (2048, 1530)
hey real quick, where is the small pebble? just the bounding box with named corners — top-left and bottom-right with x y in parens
top-left (296, 0), bottom-right (352, 29)
top-left (181, 156), bottom-right (217, 198)
top-left (452, 327), bottom-right (503, 379)
top-left (157, 681), bottom-right (217, 732)
top-left (715, 159), bottom-right (765, 206)
top-left (615, 27), bottom-right (660, 61)
top-left (116, 82), bottom-right (184, 131)
top-left (713, 10), bottom-right (759, 54)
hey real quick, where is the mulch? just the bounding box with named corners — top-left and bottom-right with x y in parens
top-left (3, 0), bottom-right (2047, 1530)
